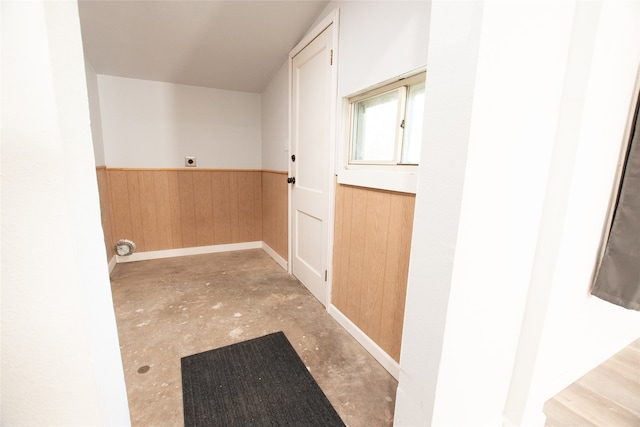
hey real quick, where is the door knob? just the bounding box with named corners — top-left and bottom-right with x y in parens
top-left (287, 177), bottom-right (296, 184)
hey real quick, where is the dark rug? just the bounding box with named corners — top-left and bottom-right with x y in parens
top-left (181, 331), bottom-right (346, 427)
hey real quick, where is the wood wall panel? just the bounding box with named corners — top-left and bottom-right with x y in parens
top-left (346, 186), bottom-right (367, 325)
top-left (236, 172), bottom-right (255, 242)
top-left (139, 171), bottom-right (160, 250)
top-left (332, 184), bottom-right (415, 362)
top-left (212, 171), bottom-right (232, 244)
top-left (153, 171), bottom-right (173, 249)
top-left (166, 171), bottom-right (183, 248)
top-left (193, 171), bottom-right (215, 246)
top-left (379, 193), bottom-right (414, 360)
top-left (228, 172), bottom-right (241, 242)
top-left (360, 189), bottom-right (391, 340)
top-left (248, 171), bottom-right (264, 243)
top-left (261, 171), bottom-right (288, 261)
top-left (177, 171), bottom-right (198, 248)
top-left (251, 171), bottom-right (263, 242)
top-left (126, 171), bottom-right (146, 252)
top-left (108, 170), bottom-right (134, 248)
top-left (106, 169), bottom-right (264, 253)
top-left (95, 166), bottom-right (116, 261)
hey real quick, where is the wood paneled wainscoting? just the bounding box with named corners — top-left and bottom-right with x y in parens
top-left (332, 183), bottom-right (416, 363)
top-left (261, 171), bottom-right (289, 261)
top-left (94, 168), bottom-right (288, 263)
top-left (96, 166), bottom-right (116, 259)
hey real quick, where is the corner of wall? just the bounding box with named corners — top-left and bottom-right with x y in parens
top-left (83, 58), bottom-right (106, 166)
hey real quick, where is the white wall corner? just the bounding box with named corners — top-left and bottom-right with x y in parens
top-left (394, 0), bottom-right (484, 425)
top-left (2, 1), bottom-right (130, 424)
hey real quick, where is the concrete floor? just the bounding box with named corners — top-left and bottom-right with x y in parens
top-left (110, 249), bottom-right (397, 426)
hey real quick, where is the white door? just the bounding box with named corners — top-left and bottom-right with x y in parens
top-left (290, 24), bottom-right (334, 306)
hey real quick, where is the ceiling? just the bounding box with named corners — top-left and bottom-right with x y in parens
top-left (78, 0), bottom-right (329, 93)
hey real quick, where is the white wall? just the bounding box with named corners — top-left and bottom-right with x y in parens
top-left (260, 1), bottom-right (429, 173)
top-left (1, 1), bottom-right (130, 425)
top-left (395, 1), bottom-right (640, 426)
top-left (261, 62), bottom-right (289, 171)
top-left (518, 0), bottom-right (640, 408)
top-left (315, 0), bottom-right (429, 99)
top-left (85, 59), bottom-right (106, 166)
top-left (98, 75), bottom-right (262, 169)
top-left (308, 1), bottom-right (430, 193)
top-left (395, 2), bottom-right (505, 425)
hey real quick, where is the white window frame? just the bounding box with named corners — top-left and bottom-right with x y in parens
top-left (337, 68), bottom-right (426, 194)
top-left (349, 86), bottom-right (408, 166)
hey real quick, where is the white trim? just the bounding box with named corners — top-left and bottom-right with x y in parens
top-left (262, 242), bottom-right (288, 271)
top-left (289, 9), bottom-right (338, 59)
top-left (327, 304), bottom-right (400, 380)
top-left (337, 68), bottom-right (425, 195)
top-left (287, 45), bottom-right (292, 274)
top-left (115, 241), bottom-right (262, 263)
top-left (325, 9), bottom-right (340, 308)
top-left (108, 255), bottom-right (117, 274)
top-left (288, 8), bottom-right (340, 305)
top-left (337, 169), bottom-right (418, 194)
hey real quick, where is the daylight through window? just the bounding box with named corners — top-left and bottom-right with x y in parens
top-left (349, 72), bottom-right (425, 166)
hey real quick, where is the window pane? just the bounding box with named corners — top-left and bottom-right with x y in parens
top-left (352, 90), bottom-right (400, 162)
top-left (401, 81), bottom-right (425, 164)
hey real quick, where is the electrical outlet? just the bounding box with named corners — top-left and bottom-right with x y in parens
top-left (185, 156), bottom-right (196, 167)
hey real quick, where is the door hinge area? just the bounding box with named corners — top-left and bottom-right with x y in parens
top-left (330, 50), bottom-right (333, 66)
top-left (325, 270), bottom-right (328, 281)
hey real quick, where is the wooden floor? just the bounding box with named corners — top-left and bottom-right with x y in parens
top-left (544, 338), bottom-right (640, 426)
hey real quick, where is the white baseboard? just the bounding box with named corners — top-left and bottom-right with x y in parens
top-left (108, 255), bottom-right (117, 274)
top-left (261, 242), bottom-right (288, 271)
top-left (115, 241), bottom-right (262, 264)
top-left (327, 304), bottom-right (400, 379)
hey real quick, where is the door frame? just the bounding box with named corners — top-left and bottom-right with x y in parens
top-left (288, 9), bottom-right (340, 307)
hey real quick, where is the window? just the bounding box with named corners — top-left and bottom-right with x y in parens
top-left (348, 72), bottom-right (425, 166)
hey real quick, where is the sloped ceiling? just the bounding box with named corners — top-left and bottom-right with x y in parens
top-left (78, 0), bottom-right (329, 93)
